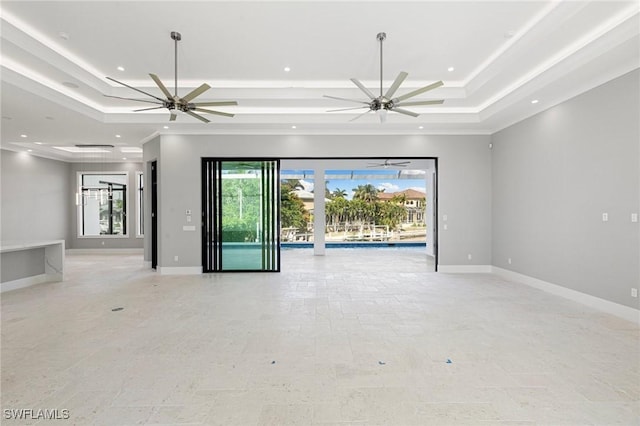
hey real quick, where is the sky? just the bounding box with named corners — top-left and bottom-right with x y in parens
top-left (286, 169), bottom-right (428, 200)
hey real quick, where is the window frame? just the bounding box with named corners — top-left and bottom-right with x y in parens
top-left (136, 171), bottom-right (144, 238)
top-left (76, 171), bottom-right (130, 238)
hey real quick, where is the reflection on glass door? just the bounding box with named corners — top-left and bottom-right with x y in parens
top-left (202, 159), bottom-right (280, 272)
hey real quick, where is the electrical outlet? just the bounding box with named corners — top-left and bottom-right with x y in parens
top-left (508, 258), bottom-right (512, 265)
top-left (632, 288), bottom-right (638, 298)
top-left (443, 224), bottom-right (448, 230)
top-left (602, 213), bottom-right (608, 222)
top-left (467, 254), bottom-right (472, 260)
top-left (632, 213), bottom-right (638, 223)
top-left (174, 255), bottom-right (179, 262)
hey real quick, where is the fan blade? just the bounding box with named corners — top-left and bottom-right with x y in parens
top-left (194, 108), bottom-right (234, 118)
top-left (350, 78), bottom-right (376, 100)
top-left (106, 76), bottom-right (166, 102)
top-left (384, 71), bottom-right (408, 100)
top-left (349, 109), bottom-right (372, 122)
top-left (133, 106), bottom-right (165, 112)
top-left (193, 101), bottom-right (238, 107)
top-left (391, 107), bottom-right (419, 117)
top-left (181, 83), bottom-right (211, 103)
top-left (323, 95), bottom-right (369, 105)
top-left (393, 81), bottom-right (443, 103)
top-left (103, 95), bottom-right (163, 105)
top-left (185, 110), bottom-right (210, 123)
top-left (149, 73), bottom-right (173, 99)
top-left (393, 81), bottom-right (444, 103)
top-left (395, 99), bottom-right (444, 107)
top-left (392, 161), bottom-right (411, 165)
top-left (327, 106), bottom-right (369, 112)
top-left (169, 111), bottom-right (177, 121)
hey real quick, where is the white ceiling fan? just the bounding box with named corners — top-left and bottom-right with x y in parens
top-left (325, 32), bottom-right (444, 122)
top-left (104, 31), bottom-right (237, 123)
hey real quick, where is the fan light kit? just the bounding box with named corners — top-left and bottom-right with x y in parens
top-left (325, 32), bottom-right (444, 122)
top-left (105, 31), bottom-right (237, 123)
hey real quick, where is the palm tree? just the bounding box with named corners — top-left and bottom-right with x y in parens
top-left (332, 188), bottom-right (347, 199)
top-left (352, 184), bottom-right (379, 203)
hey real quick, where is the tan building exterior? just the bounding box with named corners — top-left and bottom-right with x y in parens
top-left (377, 188), bottom-right (426, 225)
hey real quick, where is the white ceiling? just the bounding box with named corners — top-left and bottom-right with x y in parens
top-left (1, 0), bottom-right (638, 162)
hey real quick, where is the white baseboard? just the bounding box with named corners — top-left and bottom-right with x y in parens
top-left (492, 267), bottom-right (639, 324)
top-left (1, 274), bottom-right (49, 292)
top-left (66, 248), bottom-right (143, 255)
top-left (438, 265), bottom-right (492, 273)
top-left (158, 266), bottom-right (202, 275)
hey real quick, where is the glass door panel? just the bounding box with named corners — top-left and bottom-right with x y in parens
top-left (202, 159), bottom-right (280, 272)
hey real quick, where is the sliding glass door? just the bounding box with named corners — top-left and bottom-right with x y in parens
top-left (202, 159), bottom-right (280, 272)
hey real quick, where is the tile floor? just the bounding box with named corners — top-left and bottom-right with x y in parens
top-left (1, 248), bottom-right (638, 425)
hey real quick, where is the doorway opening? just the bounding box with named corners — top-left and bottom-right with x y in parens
top-left (280, 158), bottom-right (438, 271)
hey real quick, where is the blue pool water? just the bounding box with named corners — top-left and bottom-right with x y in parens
top-left (282, 242), bottom-right (426, 249)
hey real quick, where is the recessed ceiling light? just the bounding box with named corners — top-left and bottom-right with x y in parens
top-left (504, 30), bottom-right (516, 38)
top-left (291, 125), bottom-right (297, 129)
top-left (531, 99), bottom-right (539, 104)
top-left (284, 67), bottom-right (291, 72)
top-left (163, 126), bottom-right (169, 129)
top-left (62, 82), bottom-right (79, 88)
top-left (115, 134), bottom-right (121, 138)
top-left (117, 66), bottom-right (125, 71)
top-left (418, 126), bottom-right (424, 129)
top-left (447, 67), bottom-right (454, 72)
top-left (20, 134), bottom-right (27, 138)
top-left (122, 157), bottom-right (127, 160)
top-left (58, 31), bottom-right (70, 40)
top-left (27, 149), bottom-right (33, 152)
top-left (34, 142), bottom-right (43, 145)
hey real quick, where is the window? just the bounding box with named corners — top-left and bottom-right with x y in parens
top-left (136, 172), bottom-right (144, 237)
top-left (77, 172), bottom-right (128, 236)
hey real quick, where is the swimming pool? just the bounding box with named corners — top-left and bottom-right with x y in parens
top-left (282, 242), bottom-right (426, 249)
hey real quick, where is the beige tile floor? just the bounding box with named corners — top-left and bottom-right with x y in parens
top-left (1, 248), bottom-right (638, 425)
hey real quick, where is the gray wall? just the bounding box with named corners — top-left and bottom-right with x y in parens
top-left (1, 150), bottom-right (71, 243)
top-left (68, 162), bottom-right (144, 249)
top-left (143, 134), bottom-right (492, 269)
top-left (492, 69), bottom-right (640, 309)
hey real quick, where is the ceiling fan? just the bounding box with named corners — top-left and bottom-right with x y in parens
top-left (104, 31), bottom-right (237, 123)
top-left (325, 32), bottom-right (444, 122)
top-left (367, 159), bottom-right (411, 168)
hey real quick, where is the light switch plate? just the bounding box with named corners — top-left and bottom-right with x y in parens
top-left (602, 213), bottom-right (608, 222)
top-left (632, 213), bottom-right (638, 223)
